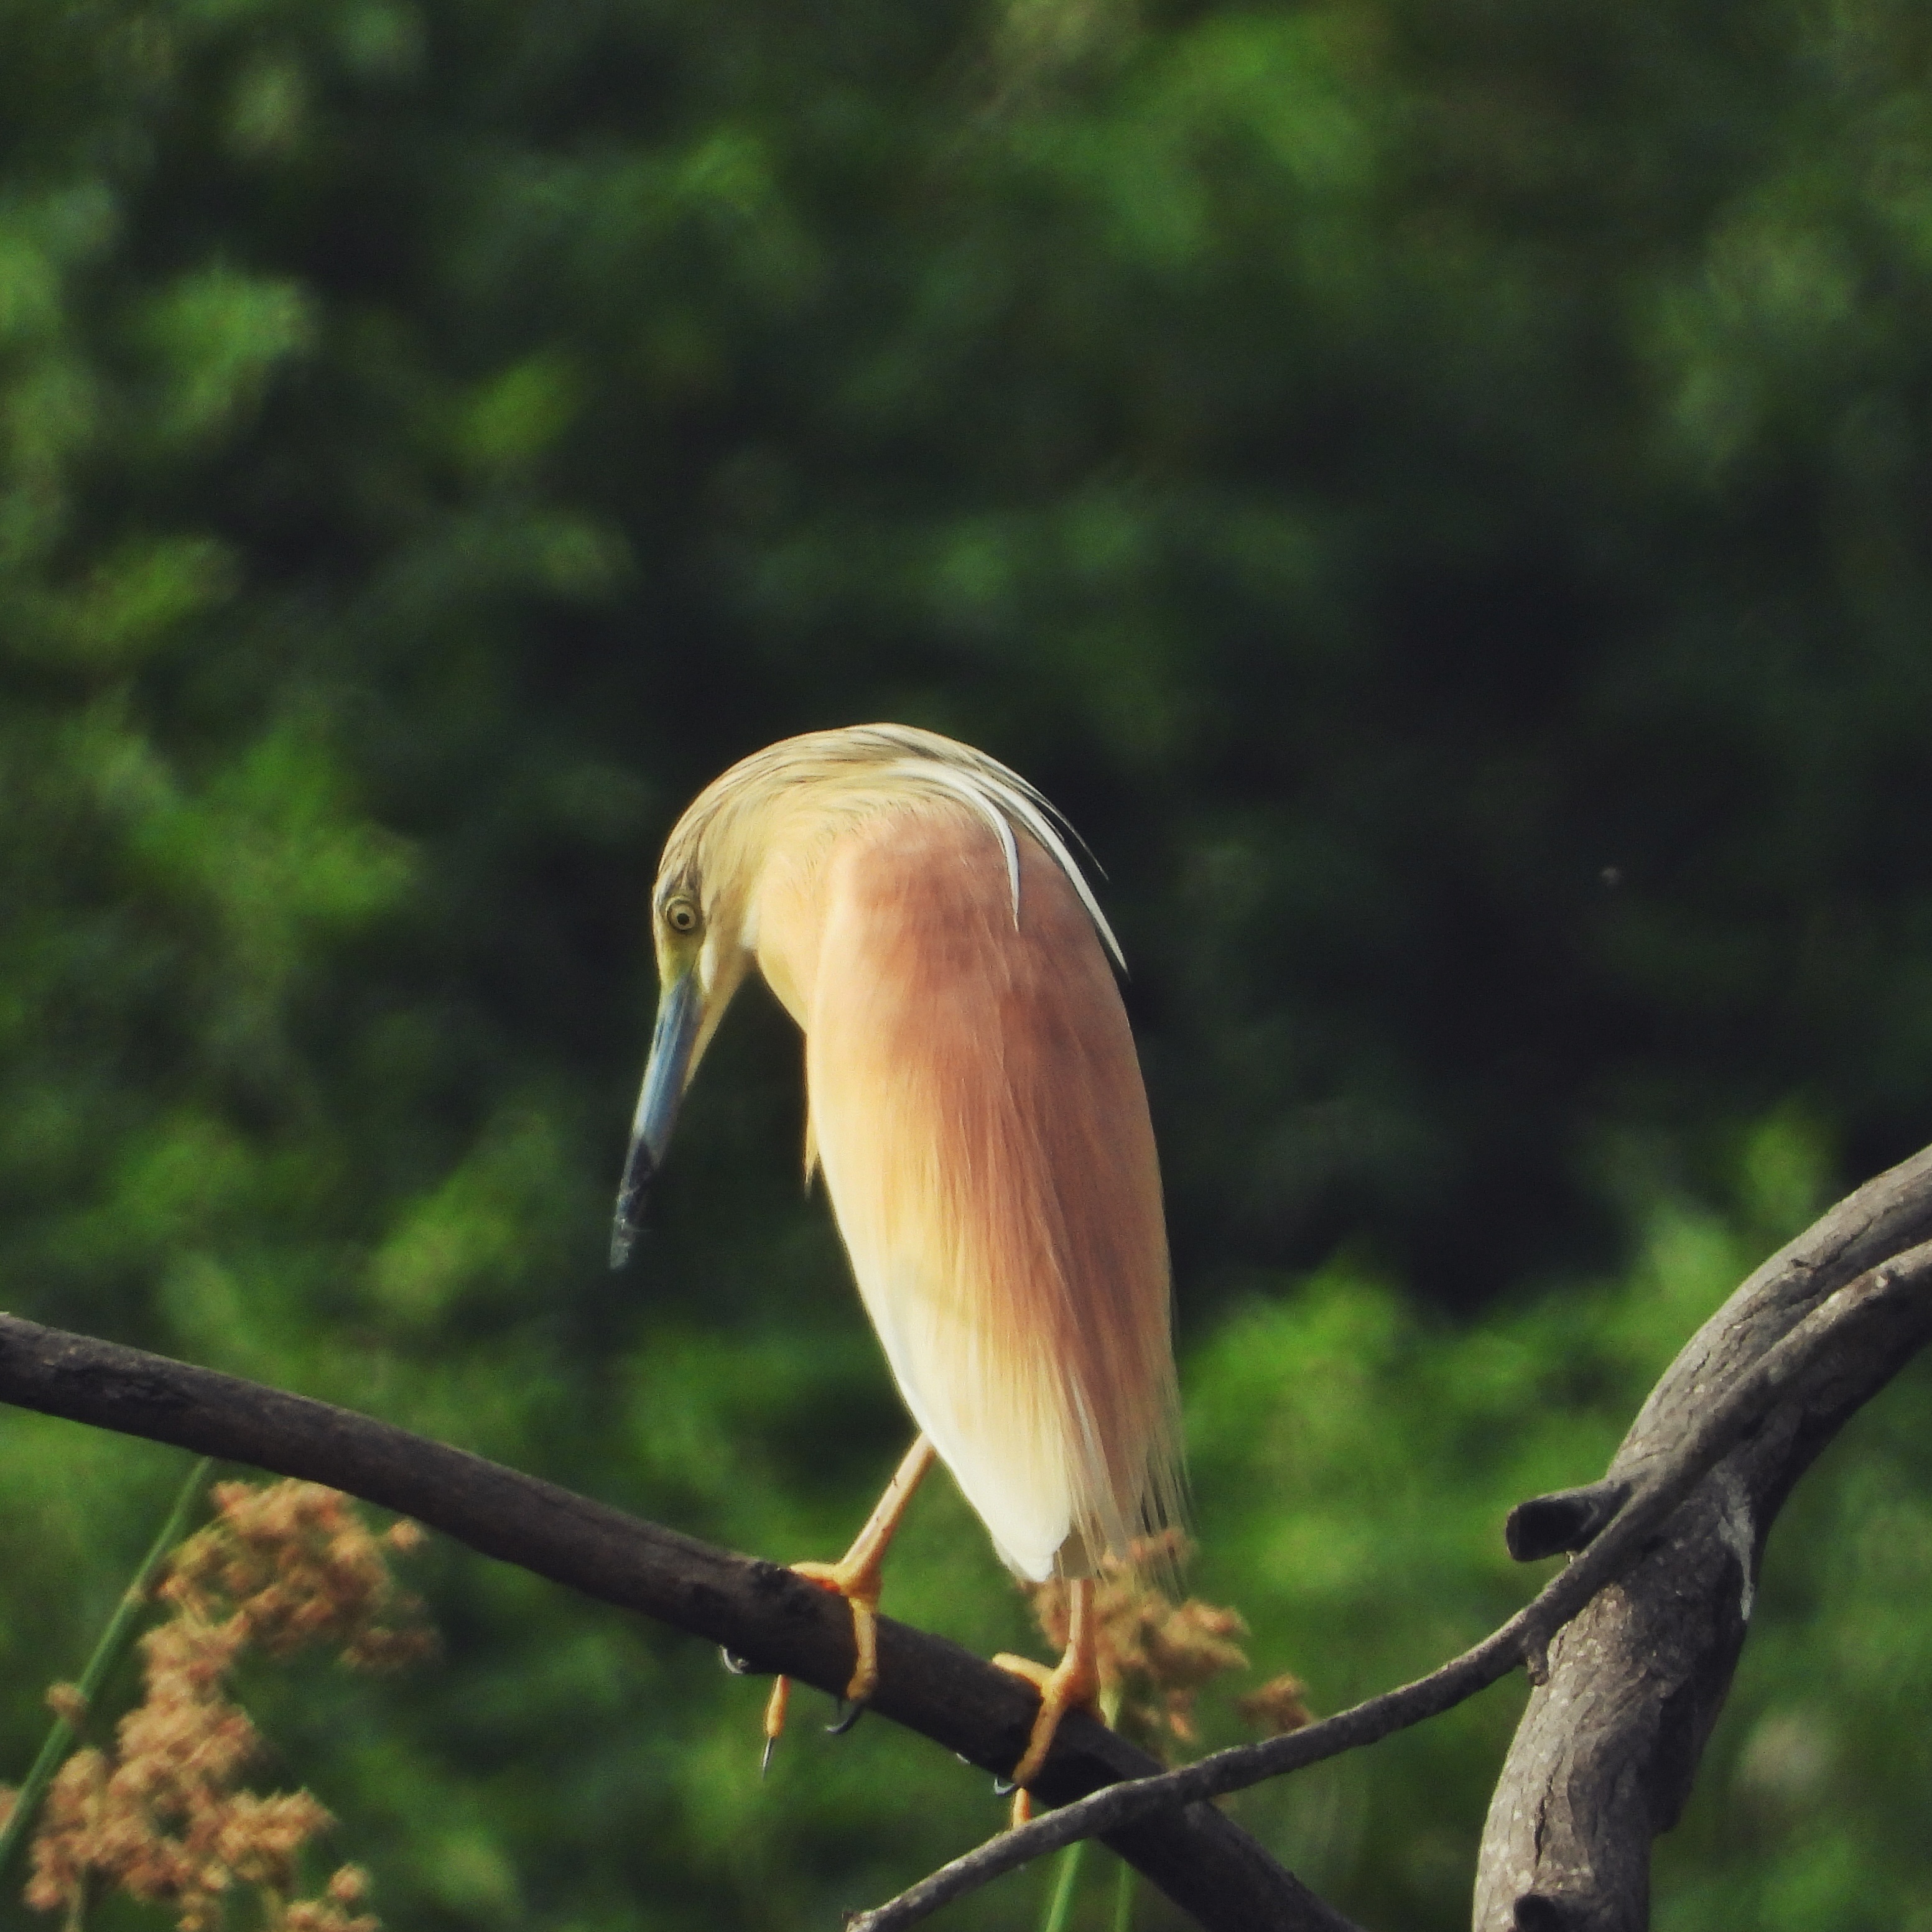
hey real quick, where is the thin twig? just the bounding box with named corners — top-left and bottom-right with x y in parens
top-left (845, 1240), bottom-right (1932, 1931)
top-left (0, 1456), bottom-right (214, 1884)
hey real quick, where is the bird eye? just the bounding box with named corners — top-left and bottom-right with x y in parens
top-left (664, 897), bottom-right (701, 936)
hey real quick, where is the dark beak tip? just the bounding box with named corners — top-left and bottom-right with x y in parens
top-left (608, 1192), bottom-right (648, 1271)
top-left (610, 1136), bottom-right (659, 1271)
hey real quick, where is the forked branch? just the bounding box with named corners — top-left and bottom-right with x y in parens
top-left (8, 1138), bottom-right (1932, 1932)
top-left (1478, 1141), bottom-right (1932, 1930)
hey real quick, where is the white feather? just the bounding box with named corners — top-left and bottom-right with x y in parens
top-left (896, 761), bottom-right (1023, 926)
top-left (886, 754), bottom-right (1127, 971)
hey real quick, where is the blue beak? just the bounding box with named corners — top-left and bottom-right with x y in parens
top-left (610, 967), bottom-right (702, 1270)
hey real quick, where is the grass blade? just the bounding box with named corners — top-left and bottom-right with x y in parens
top-left (0, 1457), bottom-right (215, 1887)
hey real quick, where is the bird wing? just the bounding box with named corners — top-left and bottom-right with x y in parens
top-left (803, 801), bottom-right (1180, 1581)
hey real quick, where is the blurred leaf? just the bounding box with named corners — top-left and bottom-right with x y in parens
top-left (137, 267), bottom-right (314, 448)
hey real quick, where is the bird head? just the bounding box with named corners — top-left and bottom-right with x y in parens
top-left (608, 724), bottom-right (1122, 1269)
top-left (608, 817), bottom-right (761, 1269)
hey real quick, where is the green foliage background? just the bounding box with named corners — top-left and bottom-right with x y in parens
top-left (4, 0), bottom-right (1932, 1924)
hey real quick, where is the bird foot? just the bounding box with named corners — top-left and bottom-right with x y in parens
top-left (991, 1640), bottom-right (1102, 1824)
top-left (792, 1557), bottom-right (882, 1703)
top-left (760, 1558), bottom-right (881, 1768)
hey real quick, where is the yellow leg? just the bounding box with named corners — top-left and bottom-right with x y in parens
top-left (763, 1434), bottom-right (936, 1766)
top-left (993, 1576), bottom-right (1101, 1823)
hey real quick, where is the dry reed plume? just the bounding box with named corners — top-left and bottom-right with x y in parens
top-left (1022, 1530), bottom-right (1310, 1756)
top-left (2, 1480), bottom-right (432, 1932)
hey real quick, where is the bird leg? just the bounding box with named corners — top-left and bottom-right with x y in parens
top-left (763, 1434), bottom-right (937, 1764)
top-left (992, 1574), bottom-right (1101, 1824)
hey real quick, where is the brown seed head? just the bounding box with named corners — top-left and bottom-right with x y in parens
top-left (44, 1684), bottom-right (87, 1728)
top-left (162, 1481), bottom-right (434, 1670)
top-left (1024, 1532), bottom-right (1252, 1753)
top-left (22, 1479), bottom-right (431, 1931)
top-left (328, 1864), bottom-right (371, 1904)
top-left (1235, 1673), bottom-right (1314, 1737)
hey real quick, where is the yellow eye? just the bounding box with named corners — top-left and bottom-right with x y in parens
top-left (664, 896), bottom-right (700, 936)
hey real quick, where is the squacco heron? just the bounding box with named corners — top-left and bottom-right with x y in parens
top-left (611, 724), bottom-right (1181, 1809)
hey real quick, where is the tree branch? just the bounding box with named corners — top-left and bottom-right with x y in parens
top-left (17, 1142), bottom-right (1928, 1932)
top-left (0, 1313), bottom-right (1322, 1932)
top-left (1504, 1482), bottom-right (1628, 1562)
top-left (845, 1223), bottom-right (1932, 1931)
top-left (1477, 1142), bottom-right (1932, 1932)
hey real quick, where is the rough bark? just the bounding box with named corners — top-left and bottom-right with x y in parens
top-left (1475, 1143), bottom-right (1932, 1931)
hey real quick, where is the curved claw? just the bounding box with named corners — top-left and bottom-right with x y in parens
top-left (825, 1697), bottom-right (868, 1737)
top-left (720, 1648), bottom-right (755, 1676)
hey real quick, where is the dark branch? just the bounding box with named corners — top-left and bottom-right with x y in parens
top-left (1477, 1143), bottom-right (1932, 1932)
top-left (0, 1313), bottom-right (1325, 1932)
top-left (1505, 1482), bottom-right (1628, 1562)
top-left (847, 1228), bottom-right (1932, 1931)
top-left (21, 1141), bottom-right (1931, 1932)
